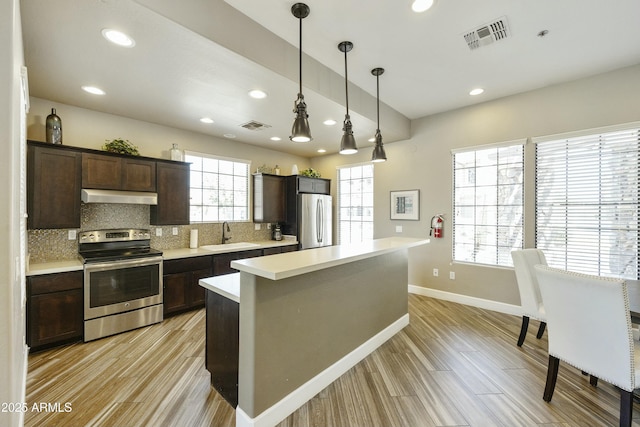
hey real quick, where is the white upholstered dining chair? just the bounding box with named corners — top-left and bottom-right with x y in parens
top-left (511, 249), bottom-right (547, 347)
top-left (535, 264), bottom-right (640, 427)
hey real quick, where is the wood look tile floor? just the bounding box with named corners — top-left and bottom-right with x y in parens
top-left (25, 294), bottom-right (640, 427)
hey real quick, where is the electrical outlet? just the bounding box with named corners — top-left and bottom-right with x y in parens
top-left (449, 271), bottom-right (455, 280)
top-left (395, 225), bottom-right (403, 233)
top-left (433, 268), bottom-right (439, 277)
top-left (172, 227), bottom-right (178, 235)
top-left (254, 223), bottom-right (261, 230)
top-left (68, 230), bottom-right (77, 240)
top-left (156, 228), bottom-right (162, 237)
top-left (267, 223), bottom-right (271, 229)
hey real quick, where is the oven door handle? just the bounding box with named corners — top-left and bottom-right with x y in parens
top-left (83, 255), bottom-right (164, 272)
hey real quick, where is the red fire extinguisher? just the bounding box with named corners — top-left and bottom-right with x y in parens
top-left (430, 215), bottom-right (444, 238)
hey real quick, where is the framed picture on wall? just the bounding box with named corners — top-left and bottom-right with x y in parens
top-left (390, 190), bottom-right (420, 220)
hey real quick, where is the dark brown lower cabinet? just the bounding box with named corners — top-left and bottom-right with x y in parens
top-left (27, 271), bottom-right (83, 351)
top-left (205, 290), bottom-right (239, 408)
top-left (163, 256), bottom-right (212, 316)
top-left (213, 249), bottom-right (263, 276)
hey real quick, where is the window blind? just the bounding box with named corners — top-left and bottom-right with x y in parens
top-left (185, 151), bottom-right (250, 223)
top-left (337, 163), bottom-right (374, 244)
top-left (535, 125), bottom-right (640, 279)
top-left (452, 141), bottom-right (524, 267)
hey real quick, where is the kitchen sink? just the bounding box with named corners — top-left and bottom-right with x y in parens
top-left (200, 242), bottom-right (260, 252)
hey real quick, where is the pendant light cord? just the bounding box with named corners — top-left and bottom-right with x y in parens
top-left (298, 17), bottom-right (303, 96)
top-left (344, 48), bottom-right (349, 114)
top-left (376, 74), bottom-right (380, 130)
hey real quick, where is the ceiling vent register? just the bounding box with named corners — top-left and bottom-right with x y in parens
top-left (240, 120), bottom-right (272, 131)
top-left (463, 16), bottom-right (510, 50)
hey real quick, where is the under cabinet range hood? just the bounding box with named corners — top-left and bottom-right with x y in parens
top-left (81, 189), bottom-right (158, 205)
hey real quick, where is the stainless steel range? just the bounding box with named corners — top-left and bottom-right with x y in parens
top-left (78, 229), bottom-right (163, 342)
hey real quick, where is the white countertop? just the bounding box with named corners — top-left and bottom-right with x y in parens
top-left (28, 239), bottom-right (298, 276)
top-left (162, 239), bottom-right (297, 260)
top-left (199, 273), bottom-right (240, 303)
top-left (230, 237), bottom-right (429, 281)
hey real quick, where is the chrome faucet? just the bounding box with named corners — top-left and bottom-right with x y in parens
top-left (222, 221), bottom-right (232, 244)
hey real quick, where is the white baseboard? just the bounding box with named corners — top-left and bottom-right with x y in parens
top-left (236, 313), bottom-right (410, 427)
top-left (408, 284), bottom-right (521, 316)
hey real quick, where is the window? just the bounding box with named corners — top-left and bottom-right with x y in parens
top-left (338, 163), bottom-right (374, 244)
top-left (453, 142), bottom-right (524, 267)
top-left (535, 124), bottom-right (640, 279)
top-left (185, 151), bottom-right (250, 223)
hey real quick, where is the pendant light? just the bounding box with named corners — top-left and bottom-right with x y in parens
top-left (290, 3), bottom-right (312, 143)
top-left (338, 41), bottom-right (357, 155)
top-left (371, 67), bottom-right (387, 162)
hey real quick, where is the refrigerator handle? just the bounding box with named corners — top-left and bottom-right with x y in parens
top-left (317, 198), bottom-right (323, 243)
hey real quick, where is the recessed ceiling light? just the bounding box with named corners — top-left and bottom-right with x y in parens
top-left (101, 29), bottom-right (135, 48)
top-left (248, 89), bottom-right (267, 99)
top-left (270, 137), bottom-right (281, 141)
top-left (411, 0), bottom-right (435, 13)
top-left (317, 149), bottom-right (326, 153)
top-left (81, 86), bottom-right (105, 95)
top-left (200, 117), bottom-right (214, 124)
top-left (368, 137), bottom-right (376, 142)
top-left (469, 88), bottom-right (484, 96)
top-left (224, 133), bottom-right (236, 139)
top-left (323, 119), bottom-right (337, 126)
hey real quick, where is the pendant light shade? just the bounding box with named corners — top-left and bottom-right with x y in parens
top-left (290, 3), bottom-right (312, 143)
top-left (338, 41), bottom-right (357, 155)
top-left (371, 67), bottom-right (387, 162)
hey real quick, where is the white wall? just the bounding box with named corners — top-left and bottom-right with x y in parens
top-left (0, 0), bottom-right (28, 426)
top-left (311, 63), bottom-right (640, 307)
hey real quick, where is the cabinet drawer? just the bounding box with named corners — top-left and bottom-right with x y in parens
top-left (29, 271), bottom-right (83, 295)
top-left (164, 256), bottom-right (212, 274)
top-left (262, 247), bottom-right (282, 256)
top-left (213, 249), bottom-right (262, 276)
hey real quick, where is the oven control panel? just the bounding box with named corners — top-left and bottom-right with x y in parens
top-left (79, 229), bottom-right (151, 243)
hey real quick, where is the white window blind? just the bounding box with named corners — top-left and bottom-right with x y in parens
top-left (535, 124), bottom-right (640, 279)
top-left (453, 142), bottom-right (524, 267)
top-left (185, 151), bottom-right (250, 223)
top-left (338, 163), bottom-right (374, 244)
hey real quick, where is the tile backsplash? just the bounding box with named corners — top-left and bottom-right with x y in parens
top-left (28, 203), bottom-right (273, 263)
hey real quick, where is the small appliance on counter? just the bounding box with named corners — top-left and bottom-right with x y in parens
top-left (272, 224), bottom-right (283, 241)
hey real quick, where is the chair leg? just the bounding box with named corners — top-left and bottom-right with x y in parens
top-left (589, 375), bottom-right (598, 387)
top-left (620, 389), bottom-right (633, 427)
top-left (543, 355), bottom-right (560, 402)
top-left (517, 316), bottom-right (530, 347)
top-left (536, 321), bottom-right (546, 339)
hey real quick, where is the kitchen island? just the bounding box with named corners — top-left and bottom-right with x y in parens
top-left (199, 236), bottom-right (428, 427)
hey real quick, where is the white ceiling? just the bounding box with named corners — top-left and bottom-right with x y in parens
top-left (21, 0), bottom-right (640, 158)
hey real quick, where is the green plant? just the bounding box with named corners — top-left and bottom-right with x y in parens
top-left (300, 168), bottom-right (321, 178)
top-left (102, 138), bottom-right (140, 156)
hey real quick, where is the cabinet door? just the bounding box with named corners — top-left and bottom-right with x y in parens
top-left (82, 153), bottom-right (122, 189)
top-left (151, 162), bottom-right (190, 225)
top-left (27, 145), bottom-right (82, 229)
top-left (281, 244), bottom-right (298, 253)
top-left (253, 174), bottom-right (285, 223)
top-left (27, 271), bottom-right (84, 350)
top-left (163, 272), bottom-right (190, 315)
top-left (190, 268), bottom-right (211, 307)
top-left (122, 158), bottom-right (156, 192)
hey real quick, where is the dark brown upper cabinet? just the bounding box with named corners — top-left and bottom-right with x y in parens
top-left (253, 173), bottom-right (286, 223)
top-left (150, 161), bottom-right (190, 225)
top-left (82, 153), bottom-right (156, 192)
top-left (27, 142), bottom-right (82, 229)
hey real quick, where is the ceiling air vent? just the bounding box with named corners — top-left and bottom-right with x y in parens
top-left (463, 16), bottom-right (510, 50)
top-left (240, 120), bottom-right (271, 131)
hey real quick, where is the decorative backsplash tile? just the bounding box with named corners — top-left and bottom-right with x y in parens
top-left (28, 203), bottom-right (274, 262)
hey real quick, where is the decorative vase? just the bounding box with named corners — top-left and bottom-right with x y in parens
top-left (170, 143), bottom-right (183, 161)
top-left (45, 108), bottom-right (62, 144)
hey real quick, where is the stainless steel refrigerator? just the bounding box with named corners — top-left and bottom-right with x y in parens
top-left (299, 193), bottom-right (332, 249)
